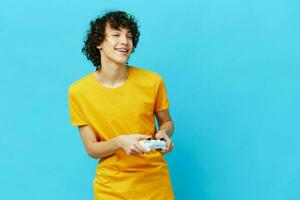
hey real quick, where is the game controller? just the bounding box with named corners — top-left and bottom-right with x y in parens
top-left (139, 138), bottom-right (167, 152)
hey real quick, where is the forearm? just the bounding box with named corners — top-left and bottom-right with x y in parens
top-left (87, 137), bottom-right (121, 159)
top-left (158, 120), bottom-right (174, 137)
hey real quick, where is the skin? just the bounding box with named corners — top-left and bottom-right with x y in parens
top-left (78, 23), bottom-right (175, 159)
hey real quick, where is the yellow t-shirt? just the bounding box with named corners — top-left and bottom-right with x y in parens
top-left (68, 66), bottom-right (174, 200)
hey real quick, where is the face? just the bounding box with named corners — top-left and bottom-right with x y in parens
top-left (97, 23), bottom-right (133, 65)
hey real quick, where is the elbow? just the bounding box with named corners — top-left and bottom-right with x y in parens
top-left (87, 152), bottom-right (99, 159)
top-left (86, 146), bottom-right (100, 159)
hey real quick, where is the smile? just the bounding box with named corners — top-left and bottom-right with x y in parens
top-left (114, 48), bottom-right (129, 53)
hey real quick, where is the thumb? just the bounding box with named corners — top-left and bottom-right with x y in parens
top-left (155, 133), bottom-right (160, 139)
top-left (155, 132), bottom-right (163, 139)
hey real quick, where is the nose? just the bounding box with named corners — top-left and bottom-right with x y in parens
top-left (119, 35), bottom-right (129, 45)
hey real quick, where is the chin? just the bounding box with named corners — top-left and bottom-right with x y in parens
top-left (114, 58), bottom-right (129, 65)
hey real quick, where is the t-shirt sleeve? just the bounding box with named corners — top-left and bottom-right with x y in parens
top-left (68, 86), bottom-right (88, 126)
top-left (154, 77), bottom-right (169, 112)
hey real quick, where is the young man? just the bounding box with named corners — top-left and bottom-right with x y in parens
top-left (68, 11), bottom-right (175, 199)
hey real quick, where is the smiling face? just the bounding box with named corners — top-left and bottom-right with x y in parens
top-left (97, 23), bottom-right (133, 65)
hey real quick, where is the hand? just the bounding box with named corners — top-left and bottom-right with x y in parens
top-left (117, 134), bottom-right (151, 155)
top-left (155, 130), bottom-right (174, 154)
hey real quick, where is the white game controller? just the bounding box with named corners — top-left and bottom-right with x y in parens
top-left (139, 138), bottom-right (167, 152)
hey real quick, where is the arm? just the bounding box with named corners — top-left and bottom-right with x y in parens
top-left (155, 109), bottom-right (174, 137)
top-left (78, 125), bottom-right (119, 159)
top-left (154, 109), bottom-right (175, 154)
top-left (78, 125), bottom-right (149, 159)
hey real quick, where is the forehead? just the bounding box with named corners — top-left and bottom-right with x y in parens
top-left (105, 23), bottom-right (131, 33)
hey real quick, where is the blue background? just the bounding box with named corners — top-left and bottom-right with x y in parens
top-left (1, 0), bottom-right (300, 199)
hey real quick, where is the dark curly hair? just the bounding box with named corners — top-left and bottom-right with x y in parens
top-left (82, 11), bottom-right (140, 70)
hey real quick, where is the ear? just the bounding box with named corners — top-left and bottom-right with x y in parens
top-left (96, 45), bottom-right (102, 50)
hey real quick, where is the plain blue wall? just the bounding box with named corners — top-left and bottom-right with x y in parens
top-left (1, 0), bottom-right (300, 199)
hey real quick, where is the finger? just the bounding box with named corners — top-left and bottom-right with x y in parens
top-left (158, 149), bottom-right (167, 154)
top-left (155, 133), bottom-right (166, 141)
top-left (128, 142), bottom-right (146, 154)
top-left (160, 141), bottom-right (174, 154)
top-left (126, 143), bottom-right (142, 155)
top-left (135, 142), bottom-right (149, 153)
top-left (126, 149), bottom-right (133, 155)
top-left (165, 138), bottom-right (172, 151)
top-left (130, 145), bottom-right (143, 154)
top-left (155, 133), bottom-right (161, 140)
top-left (128, 148), bottom-right (141, 155)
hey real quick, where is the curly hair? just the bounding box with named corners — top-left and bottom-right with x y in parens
top-left (82, 11), bottom-right (140, 70)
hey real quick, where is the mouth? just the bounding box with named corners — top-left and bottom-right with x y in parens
top-left (114, 47), bottom-right (130, 54)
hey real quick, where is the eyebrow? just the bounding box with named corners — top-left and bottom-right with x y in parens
top-left (112, 28), bottom-right (132, 34)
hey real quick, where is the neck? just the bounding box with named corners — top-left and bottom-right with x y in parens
top-left (96, 62), bottom-right (129, 85)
